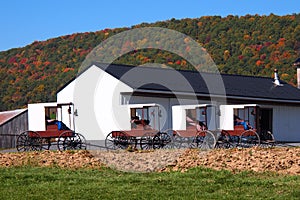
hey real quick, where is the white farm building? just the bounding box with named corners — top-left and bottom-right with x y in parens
top-left (53, 63), bottom-right (300, 143)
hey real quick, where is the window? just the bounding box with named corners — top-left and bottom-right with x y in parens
top-left (45, 107), bottom-right (57, 120)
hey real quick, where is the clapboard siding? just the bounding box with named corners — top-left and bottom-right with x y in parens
top-left (273, 106), bottom-right (300, 142)
top-left (0, 111), bottom-right (28, 148)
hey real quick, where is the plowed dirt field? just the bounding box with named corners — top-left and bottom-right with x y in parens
top-left (0, 147), bottom-right (299, 175)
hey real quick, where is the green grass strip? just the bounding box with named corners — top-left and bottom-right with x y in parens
top-left (0, 166), bottom-right (299, 200)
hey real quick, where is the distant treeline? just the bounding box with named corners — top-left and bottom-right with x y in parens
top-left (0, 13), bottom-right (299, 110)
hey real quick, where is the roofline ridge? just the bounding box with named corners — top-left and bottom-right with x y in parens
top-left (94, 62), bottom-right (276, 80)
top-left (93, 62), bottom-right (223, 75)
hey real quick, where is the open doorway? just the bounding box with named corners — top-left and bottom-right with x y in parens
top-left (259, 108), bottom-right (273, 134)
top-left (45, 107), bottom-right (57, 120)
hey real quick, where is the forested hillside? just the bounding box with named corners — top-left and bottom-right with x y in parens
top-left (0, 14), bottom-right (300, 111)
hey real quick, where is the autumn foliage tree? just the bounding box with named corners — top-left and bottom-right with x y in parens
top-left (0, 14), bottom-right (300, 111)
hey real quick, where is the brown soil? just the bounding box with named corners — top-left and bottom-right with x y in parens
top-left (0, 150), bottom-right (104, 169)
top-left (160, 147), bottom-right (300, 175)
top-left (0, 147), bottom-right (299, 175)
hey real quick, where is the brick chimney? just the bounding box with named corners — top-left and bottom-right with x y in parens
top-left (293, 58), bottom-right (300, 89)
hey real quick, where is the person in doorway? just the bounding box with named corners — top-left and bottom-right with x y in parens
top-left (143, 119), bottom-right (153, 130)
top-left (186, 115), bottom-right (206, 131)
top-left (234, 115), bottom-right (252, 130)
top-left (50, 111), bottom-right (56, 120)
top-left (131, 116), bottom-right (140, 129)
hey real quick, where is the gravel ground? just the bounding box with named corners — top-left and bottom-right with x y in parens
top-left (0, 147), bottom-right (299, 175)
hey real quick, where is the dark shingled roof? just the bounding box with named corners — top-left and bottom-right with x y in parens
top-left (87, 63), bottom-right (300, 104)
top-left (95, 63), bottom-right (300, 103)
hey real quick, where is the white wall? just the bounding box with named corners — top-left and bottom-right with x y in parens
top-left (56, 75), bottom-right (76, 131)
top-left (93, 70), bottom-right (133, 140)
top-left (273, 105), bottom-right (300, 142)
top-left (172, 105), bottom-right (186, 130)
top-left (28, 102), bottom-right (57, 131)
top-left (57, 65), bottom-right (133, 140)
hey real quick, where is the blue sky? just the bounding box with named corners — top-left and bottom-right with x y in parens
top-left (0, 0), bottom-right (298, 52)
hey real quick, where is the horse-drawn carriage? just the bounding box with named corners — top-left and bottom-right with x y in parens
top-left (104, 103), bottom-right (275, 151)
top-left (16, 102), bottom-right (86, 151)
top-left (217, 104), bottom-right (275, 148)
top-left (169, 103), bottom-right (275, 149)
top-left (105, 103), bottom-right (172, 150)
top-left (167, 104), bottom-right (217, 149)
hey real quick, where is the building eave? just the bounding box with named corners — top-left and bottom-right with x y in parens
top-left (131, 89), bottom-right (300, 105)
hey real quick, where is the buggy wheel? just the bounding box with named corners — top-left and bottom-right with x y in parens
top-left (16, 131), bottom-right (42, 151)
top-left (239, 130), bottom-right (260, 148)
top-left (127, 137), bottom-right (138, 150)
top-left (193, 131), bottom-right (205, 148)
top-left (140, 132), bottom-right (155, 150)
top-left (172, 131), bottom-right (193, 149)
top-left (105, 131), bottom-right (131, 150)
top-left (259, 131), bottom-right (275, 148)
top-left (76, 133), bottom-right (86, 149)
top-left (160, 131), bottom-right (173, 149)
top-left (153, 132), bottom-right (172, 149)
top-left (161, 129), bottom-right (175, 148)
top-left (216, 130), bottom-right (235, 149)
top-left (105, 132), bottom-right (118, 150)
top-left (116, 132), bottom-right (131, 149)
top-left (196, 130), bottom-right (216, 150)
top-left (41, 138), bottom-right (52, 150)
top-left (57, 131), bottom-right (86, 151)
